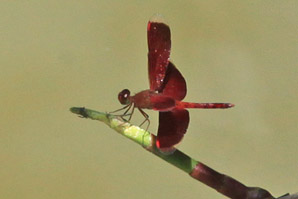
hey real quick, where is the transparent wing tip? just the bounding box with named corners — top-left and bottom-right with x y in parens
top-left (149, 13), bottom-right (166, 24)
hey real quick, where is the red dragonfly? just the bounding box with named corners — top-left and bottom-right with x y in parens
top-left (117, 16), bottom-right (234, 151)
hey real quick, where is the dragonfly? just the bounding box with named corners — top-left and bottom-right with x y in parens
top-left (116, 15), bottom-right (234, 151)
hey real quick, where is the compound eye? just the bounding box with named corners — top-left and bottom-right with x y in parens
top-left (118, 89), bottom-right (130, 105)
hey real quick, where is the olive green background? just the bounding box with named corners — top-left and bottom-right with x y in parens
top-left (1, 1), bottom-right (297, 199)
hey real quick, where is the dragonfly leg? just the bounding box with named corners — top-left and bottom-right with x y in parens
top-left (125, 104), bottom-right (135, 122)
top-left (137, 108), bottom-right (150, 131)
top-left (109, 103), bottom-right (135, 122)
top-left (109, 104), bottom-right (131, 114)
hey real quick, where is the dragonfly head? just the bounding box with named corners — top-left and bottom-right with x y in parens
top-left (118, 89), bottom-right (131, 105)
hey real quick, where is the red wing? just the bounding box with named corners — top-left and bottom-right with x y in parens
top-left (147, 17), bottom-right (171, 92)
top-left (156, 108), bottom-right (189, 149)
top-left (160, 62), bottom-right (187, 101)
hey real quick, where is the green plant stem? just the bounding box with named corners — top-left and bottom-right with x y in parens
top-left (70, 107), bottom-right (292, 199)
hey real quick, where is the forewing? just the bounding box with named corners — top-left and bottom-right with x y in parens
top-left (147, 17), bottom-right (171, 91)
top-left (160, 62), bottom-right (187, 101)
top-left (156, 108), bottom-right (189, 149)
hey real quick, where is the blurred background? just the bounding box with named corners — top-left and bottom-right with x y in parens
top-left (1, 1), bottom-right (297, 199)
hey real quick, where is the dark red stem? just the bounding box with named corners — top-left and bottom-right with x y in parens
top-left (189, 162), bottom-right (274, 199)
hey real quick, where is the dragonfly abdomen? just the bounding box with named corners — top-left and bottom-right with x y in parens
top-left (177, 101), bottom-right (234, 109)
